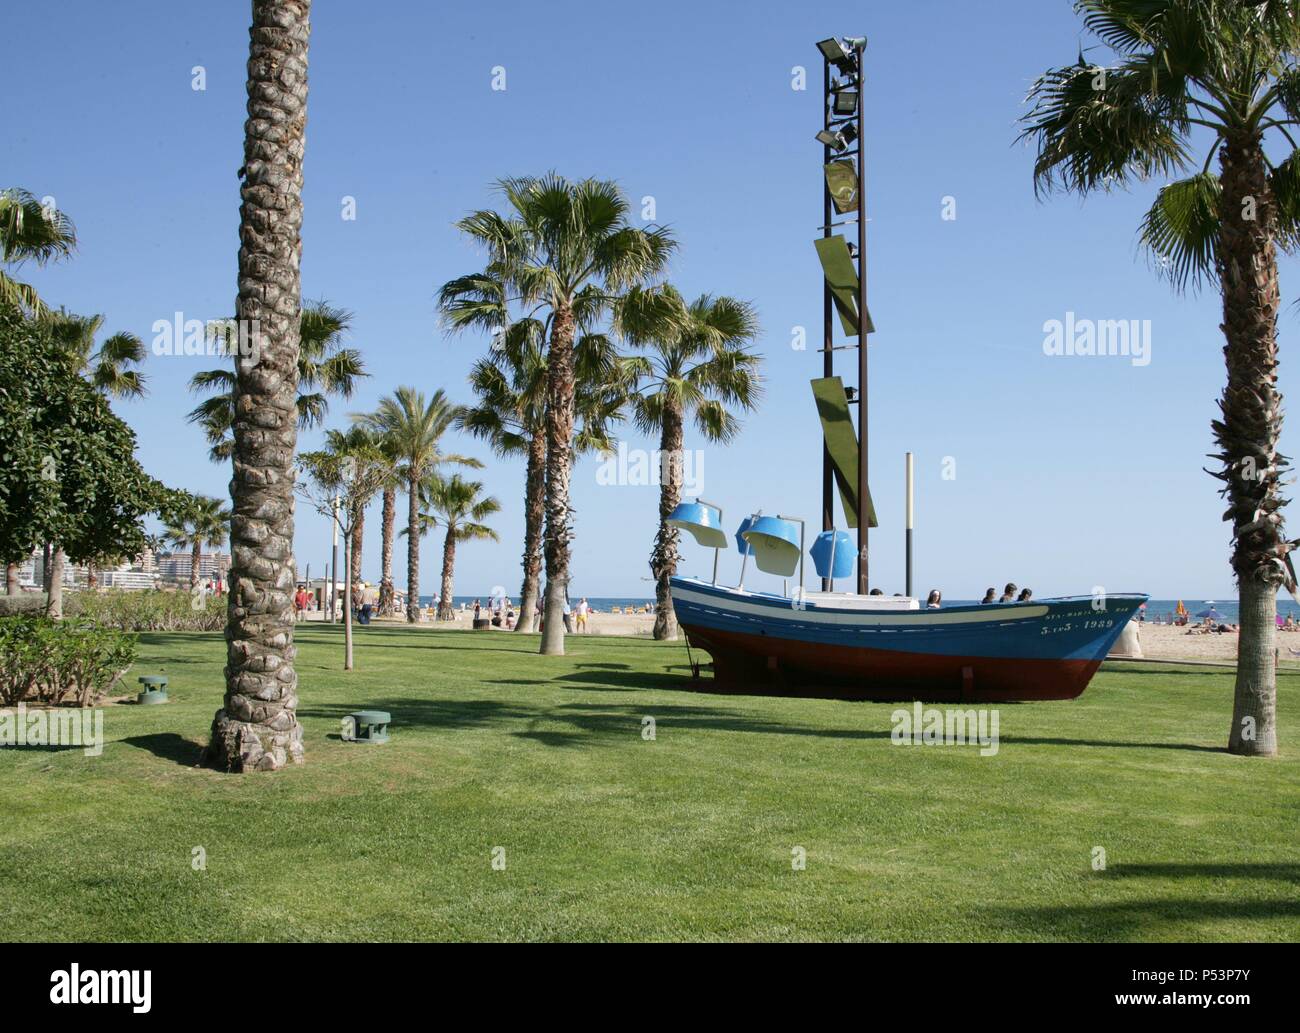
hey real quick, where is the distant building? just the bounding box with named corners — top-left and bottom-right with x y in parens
top-left (157, 552), bottom-right (230, 584)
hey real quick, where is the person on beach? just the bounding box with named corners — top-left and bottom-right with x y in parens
top-left (562, 598), bottom-right (574, 634)
top-left (576, 597), bottom-right (589, 632)
top-left (1017, 588), bottom-right (1032, 602)
top-left (926, 590), bottom-right (942, 609)
top-left (980, 588), bottom-right (996, 604)
top-left (998, 583), bottom-right (1018, 603)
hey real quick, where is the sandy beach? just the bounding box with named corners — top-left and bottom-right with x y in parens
top-left (355, 612), bottom-right (1300, 664)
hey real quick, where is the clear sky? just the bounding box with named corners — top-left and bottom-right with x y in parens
top-left (10, 0), bottom-right (1298, 600)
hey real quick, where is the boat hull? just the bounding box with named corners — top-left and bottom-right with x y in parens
top-left (670, 579), bottom-right (1147, 702)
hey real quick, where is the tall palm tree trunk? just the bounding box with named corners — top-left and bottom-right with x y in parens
top-left (204, 0), bottom-right (310, 773)
top-left (540, 304), bottom-right (576, 654)
top-left (405, 476), bottom-right (420, 622)
top-left (1217, 135), bottom-right (1282, 757)
top-left (651, 405), bottom-right (684, 640)
top-left (5, 562), bottom-right (18, 596)
top-left (378, 486), bottom-right (395, 615)
top-left (438, 531), bottom-right (456, 621)
top-left (515, 430), bottom-right (545, 633)
top-left (191, 541), bottom-right (202, 591)
top-left (350, 505), bottom-right (364, 585)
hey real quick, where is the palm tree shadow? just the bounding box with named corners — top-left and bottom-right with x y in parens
top-left (121, 733), bottom-right (203, 767)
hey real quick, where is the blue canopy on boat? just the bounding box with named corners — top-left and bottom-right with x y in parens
top-left (734, 514), bottom-right (758, 557)
top-left (666, 500), bottom-right (728, 550)
top-left (742, 516), bottom-right (801, 576)
top-left (810, 529), bottom-right (854, 579)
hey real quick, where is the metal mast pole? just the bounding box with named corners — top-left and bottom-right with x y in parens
top-left (821, 56), bottom-right (835, 593)
top-left (329, 492), bottom-right (339, 623)
top-left (905, 452), bottom-right (914, 597)
top-left (854, 40), bottom-right (869, 595)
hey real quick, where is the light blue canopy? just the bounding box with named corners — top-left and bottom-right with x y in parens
top-left (742, 516), bottom-right (801, 577)
top-left (810, 529), bottom-right (854, 580)
top-left (667, 500), bottom-right (728, 550)
top-left (734, 515), bottom-right (759, 556)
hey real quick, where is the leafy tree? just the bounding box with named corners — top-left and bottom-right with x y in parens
top-left (299, 433), bottom-right (390, 670)
top-left (1019, 0), bottom-right (1300, 756)
top-left (0, 305), bottom-right (167, 615)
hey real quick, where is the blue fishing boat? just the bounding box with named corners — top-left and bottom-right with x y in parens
top-left (669, 574), bottom-right (1146, 703)
top-left (662, 34), bottom-right (1146, 702)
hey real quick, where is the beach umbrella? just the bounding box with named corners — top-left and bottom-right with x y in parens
top-left (1175, 600), bottom-right (1188, 617)
top-left (1194, 608), bottom-right (1224, 621)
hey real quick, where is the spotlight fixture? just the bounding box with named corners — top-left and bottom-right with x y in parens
top-left (832, 89), bottom-right (859, 117)
top-left (816, 36), bottom-right (866, 76)
top-left (814, 124), bottom-right (858, 152)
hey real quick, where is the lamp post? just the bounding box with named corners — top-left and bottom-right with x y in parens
top-left (816, 34), bottom-right (869, 595)
top-left (853, 38), bottom-right (869, 596)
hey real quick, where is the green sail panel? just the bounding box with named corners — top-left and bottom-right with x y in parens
top-left (813, 235), bottom-right (876, 337)
top-left (811, 376), bottom-right (877, 529)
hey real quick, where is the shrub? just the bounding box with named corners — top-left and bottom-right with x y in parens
top-left (64, 589), bottom-right (225, 632)
top-left (0, 616), bottom-right (137, 706)
top-left (0, 593), bottom-right (47, 617)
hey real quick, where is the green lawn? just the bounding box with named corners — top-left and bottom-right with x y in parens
top-left (2, 624), bottom-right (1297, 941)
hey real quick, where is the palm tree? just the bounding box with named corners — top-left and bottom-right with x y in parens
top-left (1019, 0), bottom-right (1300, 757)
top-left (48, 310), bottom-right (147, 399)
top-left (204, 0), bottom-right (311, 774)
top-left (187, 300), bottom-right (366, 462)
top-left (0, 187), bottom-right (75, 317)
top-left (164, 495), bottom-right (232, 590)
top-left (370, 435), bottom-right (403, 616)
top-left (441, 275), bottom-right (625, 632)
top-left (453, 174), bottom-right (675, 654)
top-left (617, 287), bottom-right (763, 639)
top-left (419, 474), bottom-right (500, 620)
top-left (357, 387), bottom-right (481, 623)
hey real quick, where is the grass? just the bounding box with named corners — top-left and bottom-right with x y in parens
top-left (1, 623), bottom-right (1297, 942)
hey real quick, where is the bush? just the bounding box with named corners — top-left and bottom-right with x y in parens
top-left (0, 616), bottom-right (137, 706)
top-left (0, 593), bottom-right (47, 617)
top-left (64, 589), bottom-right (225, 632)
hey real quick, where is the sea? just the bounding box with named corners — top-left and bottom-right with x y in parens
top-left (421, 595), bottom-right (1284, 621)
top-left (421, 595), bottom-right (653, 612)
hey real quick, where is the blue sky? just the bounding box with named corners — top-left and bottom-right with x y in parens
top-left (10, 0), bottom-right (1299, 600)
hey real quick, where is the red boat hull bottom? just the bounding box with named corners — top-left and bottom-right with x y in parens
top-left (682, 624), bottom-right (1103, 702)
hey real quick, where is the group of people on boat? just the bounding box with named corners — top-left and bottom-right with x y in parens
top-left (980, 583), bottom-right (1032, 605)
